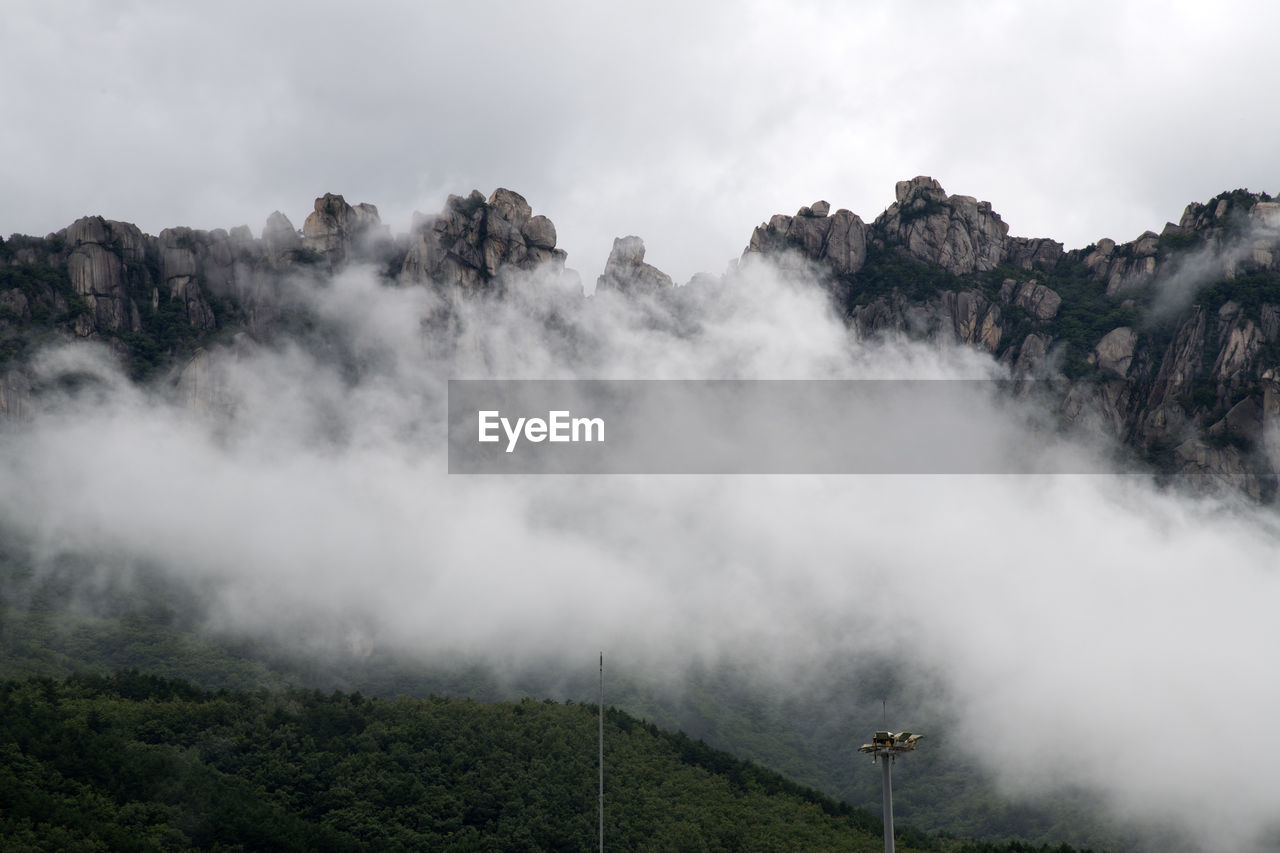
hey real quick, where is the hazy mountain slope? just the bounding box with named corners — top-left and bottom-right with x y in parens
top-left (0, 542), bottom-right (1125, 851)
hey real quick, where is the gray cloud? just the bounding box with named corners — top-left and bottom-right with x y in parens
top-left (5, 2), bottom-right (1280, 285)
top-left (1142, 210), bottom-right (1280, 322)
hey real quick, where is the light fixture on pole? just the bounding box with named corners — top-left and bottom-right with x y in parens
top-left (858, 730), bottom-right (923, 853)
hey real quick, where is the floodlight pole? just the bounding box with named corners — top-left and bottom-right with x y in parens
top-left (859, 731), bottom-right (921, 853)
top-left (881, 756), bottom-right (894, 853)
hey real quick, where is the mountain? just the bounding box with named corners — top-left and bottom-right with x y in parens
top-left (4, 178), bottom-right (1279, 496)
top-left (4, 179), bottom-right (1280, 849)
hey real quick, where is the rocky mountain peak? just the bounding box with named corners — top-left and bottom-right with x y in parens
top-left (595, 236), bottom-right (673, 294)
top-left (8, 178), bottom-right (1280, 499)
top-left (874, 175), bottom-right (1010, 275)
top-left (399, 187), bottom-right (569, 294)
top-left (893, 175), bottom-right (947, 206)
top-left (302, 193), bottom-right (388, 267)
top-left (741, 201), bottom-right (868, 277)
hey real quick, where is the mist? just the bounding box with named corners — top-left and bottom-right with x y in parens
top-left (1146, 206), bottom-right (1280, 322)
top-left (2, 258), bottom-right (1280, 851)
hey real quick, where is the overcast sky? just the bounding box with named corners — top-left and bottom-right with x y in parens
top-left (4, 1), bottom-right (1279, 283)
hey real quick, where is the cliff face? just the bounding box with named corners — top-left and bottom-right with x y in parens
top-left (742, 177), bottom-right (1280, 498)
top-left (3, 178), bottom-right (1279, 496)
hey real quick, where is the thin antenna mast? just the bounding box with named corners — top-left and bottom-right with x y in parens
top-left (599, 652), bottom-right (604, 853)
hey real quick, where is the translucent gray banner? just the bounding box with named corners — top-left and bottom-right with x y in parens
top-left (447, 379), bottom-right (1122, 474)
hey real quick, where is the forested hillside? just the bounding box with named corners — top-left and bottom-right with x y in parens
top-left (1, 671), bottom-right (1095, 852)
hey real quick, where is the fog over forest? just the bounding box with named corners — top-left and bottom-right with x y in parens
top-left (3, 256), bottom-right (1279, 851)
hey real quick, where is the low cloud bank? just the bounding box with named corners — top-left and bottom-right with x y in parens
top-left (2, 260), bottom-right (1278, 850)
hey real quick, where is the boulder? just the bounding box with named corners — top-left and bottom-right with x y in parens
top-left (1013, 281), bottom-right (1062, 321)
top-left (1093, 327), bottom-right (1138, 378)
top-left (522, 215), bottom-right (557, 250)
top-left (487, 188), bottom-right (533, 226)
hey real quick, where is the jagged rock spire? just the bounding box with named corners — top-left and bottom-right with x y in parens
top-left (595, 236), bottom-right (673, 294)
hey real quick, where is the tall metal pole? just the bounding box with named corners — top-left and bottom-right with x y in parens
top-left (599, 652), bottom-right (604, 853)
top-left (881, 757), bottom-right (894, 853)
top-left (861, 730), bottom-right (919, 853)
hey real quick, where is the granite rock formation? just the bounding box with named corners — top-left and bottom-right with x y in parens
top-left (5, 177), bottom-right (1280, 499)
top-left (743, 177), bottom-right (1280, 499)
top-left (400, 188), bottom-right (568, 294)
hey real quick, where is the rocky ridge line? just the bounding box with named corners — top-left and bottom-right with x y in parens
top-left (5, 178), bottom-right (1280, 496)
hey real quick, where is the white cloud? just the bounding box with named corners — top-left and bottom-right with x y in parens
top-left (2, 260), bottom-right (1280, 848)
